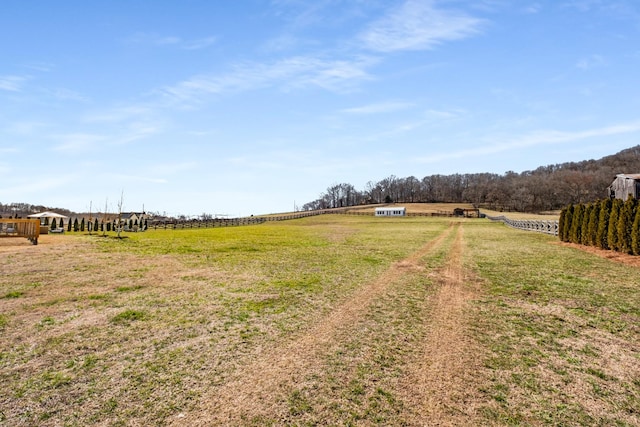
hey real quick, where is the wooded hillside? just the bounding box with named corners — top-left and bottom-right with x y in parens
top-left (303, 145), bottom-right (640, 213)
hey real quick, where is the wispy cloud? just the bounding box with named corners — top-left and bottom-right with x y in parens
top-left (6, 121), bottom-right (47, 136)
top-left (0, 75), bottom-right (29, 92)
top-left (358, 0), bottom-right (485, 52)
top-left (161, 55), bottom-right (377, 104)
top-left (115, 123), bottom-right (160, 145)
top-left (148, 161), bottom-right (198, 175)
top-left (425, 109), bottom-right (462, 119)
top-left (54, 122), bottom-right (160, 148)
top-left (183, 36), bottom-right (217, 50)
top-left (83, 105), bottom-right (152, 123)
top-left (523, 3), bottom-right (542, 14)
top-left (415, 121), bottom-right (640, 164)
top-left (562, 0), bottom-right (606, 13)
top-left (0, 161), bottom-right (11, 175)
top-left (0, 174), bottom-right (77, 197)
top-left (291, 56), bottom-right (376, 92)
top-left (561, 0), bottom-right (640, 20)
top-left (44, 87), bottom-right (88, 102)
top-left (68, 163), bottom-right (196, 194)
top-left (261, 34), bottom-right (301, 53)
top-left (109, 173), bottom-right (168, 184)
top-left (22, 62), bottom-right (55, 72)
top-left (576, 54), bottom-right (606, 69)
top-left (341, 101), bottom-right (414, 114)
top-left (125, 33), bottom-right (216, 50)
top-left (126, 32), bottom-right (181, 46)
top-left (51, 133), bottom-right (108, 152)
top-left (270, 0), bottom-right (367, 29)
top-left (187, 130), bottom-right (217, 137)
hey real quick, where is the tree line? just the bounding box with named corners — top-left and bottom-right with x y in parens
top-left (302, 145), bottom-right (640, 213)
top-left (0, 203), bottom-right (74, 219)
top-left (558, 197), bottom-right (640, 255)
top-left (3, 146), bottom-right (639, 217)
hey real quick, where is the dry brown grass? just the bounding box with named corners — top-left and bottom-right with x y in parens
top-left (557, 241), bottom-right (640, 268)
top-left (398, 223), bottom-right (486, 426)
top-left (481, 208), bottom-right (560, 220)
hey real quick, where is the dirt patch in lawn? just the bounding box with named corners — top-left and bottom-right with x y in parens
top-left (400, 223), bottom-right (485, 425)
top-left (0, 234), bottom-right (75, 252)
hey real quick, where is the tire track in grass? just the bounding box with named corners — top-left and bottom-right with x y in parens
top-left (170, 224), bottom-right (455, 426)
top-left (401, 222), bottom-right (484, 425)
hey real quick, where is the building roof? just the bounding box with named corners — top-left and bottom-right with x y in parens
top-left (121, 212), bottom-right (145, 219)
top-left (27, 211), bottom-right (69, 219)
top-left (616, 174), bottom-right (640, 180)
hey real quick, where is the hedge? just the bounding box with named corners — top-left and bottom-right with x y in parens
top-left (559, 198), bottom-right (640, 255)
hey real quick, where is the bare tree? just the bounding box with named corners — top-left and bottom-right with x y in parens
top-left (88, 201), bottom-right (93, 235)
top-left (116, 191), bottom-right (124, 238)
top-left (101, 198), bottom-right (109, 236)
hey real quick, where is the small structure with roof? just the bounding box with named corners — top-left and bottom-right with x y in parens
top-left (607, 174), bottom-right (640, 201)
top-left (375, 207), bottom-right (406, 217)
top-left (119, 212), bottom-right (148, 231)
top-left (27, 211), bottom-right (69, 234)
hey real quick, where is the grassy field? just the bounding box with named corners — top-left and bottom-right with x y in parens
top-left (1, 215), bottom-right (638, 426)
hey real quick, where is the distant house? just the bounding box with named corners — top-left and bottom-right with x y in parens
top-left (375, 207), bottom-right (406, 217)
top-left (121, 212), bottom-right (148, 223)
top-left (118, 212), bottom-right (148, 231)
top-left (607, 174), bottom-right (640, 200)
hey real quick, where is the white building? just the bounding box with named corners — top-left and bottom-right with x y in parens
top-left (374, 207), bottom-right (406, 217)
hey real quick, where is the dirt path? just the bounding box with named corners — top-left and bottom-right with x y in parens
top-left (400, 223), bottom-right (484, 425)
top-left (171, 225), bottom-right (455, 425)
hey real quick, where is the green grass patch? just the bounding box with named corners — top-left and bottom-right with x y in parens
top-left (87, 294), bottom-right (109, 300)
top-left (115, 285), bottom-right (144, 292)
top-left (111, 309), bottom-right (147, 324)
top-left (41, 371), bottom-right (73, 389)
top-left (3, 291), bottom-right (24, 299)
top-left (38, 316), bottom-right (56, 328)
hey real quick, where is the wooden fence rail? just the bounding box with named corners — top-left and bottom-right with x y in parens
top-left (0, 219), bottom-right (40, 244)
top-left (485, 214), bottom-right (559, 236)
top-left (341, 211), bottom-right (460, 217)
top-left (147, 208), bottom-right (476, 230)
top-left (149, 217), bottom-right (267, 230)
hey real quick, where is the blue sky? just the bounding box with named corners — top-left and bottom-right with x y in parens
top-left (2, 1), bottom-right (640, 217)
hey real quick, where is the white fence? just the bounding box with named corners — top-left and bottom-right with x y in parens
top-left (485, 215), bottom-right (558, 236)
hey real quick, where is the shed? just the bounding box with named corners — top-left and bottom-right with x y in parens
top-left (607, 174), bottom-right (640, 201)
top-left (453, 208), bottom-right (480, 218)
top-left (375, 207), bottom-right (406, 217)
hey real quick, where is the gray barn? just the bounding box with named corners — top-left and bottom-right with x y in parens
top-left (607, 174), bottom-right (640, 200)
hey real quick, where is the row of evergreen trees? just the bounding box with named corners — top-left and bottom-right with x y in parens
top-left (48, 218), bottom-right (147, 233)
top-left (558, 198), bottom-right (640, 255)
